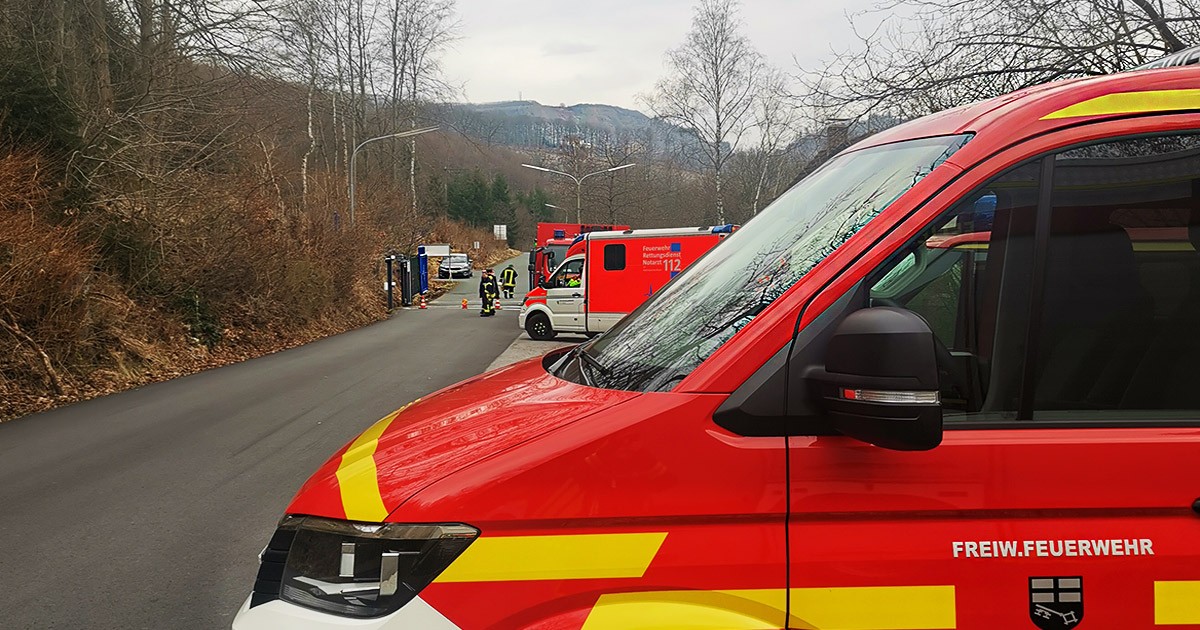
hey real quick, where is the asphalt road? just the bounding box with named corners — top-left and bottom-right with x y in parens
top-left (0, 254), bottom-right (540, 629)
top-left (437, 257), bottom-right (527, 311)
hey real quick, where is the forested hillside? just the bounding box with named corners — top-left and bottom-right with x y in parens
top-left (0, 0), bottom-right (537, 420)
top-left (445, 101), bottom-right (702, 157)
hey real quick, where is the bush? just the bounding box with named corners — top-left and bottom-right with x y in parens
top-left (173, 290), bottom-right (223, 348)
top-left (0, 151), bottom-right (154, 401)
top-left (426, 218), bottom-right (518, 268)
top-left (0, 56), bottom-right (80, 158)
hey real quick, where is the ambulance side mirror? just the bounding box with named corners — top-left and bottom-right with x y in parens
top-left (808, 308), bottom-right (943, 451)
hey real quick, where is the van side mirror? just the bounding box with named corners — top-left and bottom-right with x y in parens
top-left (808, 307), bottom-right (943, 450)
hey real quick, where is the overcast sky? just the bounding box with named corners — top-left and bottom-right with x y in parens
top-left (441, 0), bottom-right (873, 111)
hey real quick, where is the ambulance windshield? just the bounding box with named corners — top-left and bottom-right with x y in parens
top-left (571, 134), bottom-right (971, 392)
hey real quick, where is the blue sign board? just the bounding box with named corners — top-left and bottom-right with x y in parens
top-left (417, 246), bottom-right (429, 293)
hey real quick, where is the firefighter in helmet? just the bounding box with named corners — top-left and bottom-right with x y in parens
top-left (479, 269), bottom-right (500, 317)
top-left (500, 264), bottom-right (518, 299)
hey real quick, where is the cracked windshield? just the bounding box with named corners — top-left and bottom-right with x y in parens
top-left (575, 134), bottom-right (971, 391)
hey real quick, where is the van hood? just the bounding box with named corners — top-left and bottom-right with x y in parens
top-left (286, 355), bottom-right (638, 522)
top-left (523, 285), bottom-right (548, 304)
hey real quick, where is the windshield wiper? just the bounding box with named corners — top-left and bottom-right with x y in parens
top-left (578, 346), bottom-right (611, 377)
top-left (576, 356), bottom-right (594, 387)
top-left (554, 343), bottom-right (609, 387)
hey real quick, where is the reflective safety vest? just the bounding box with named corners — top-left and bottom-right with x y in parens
top-left (480, 277), bottom-right (499, 298)
top-left (501, 268), bottom-right (517, 287)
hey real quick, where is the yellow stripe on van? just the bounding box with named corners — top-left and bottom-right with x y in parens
top-left (790, 585), bottom-right (956, 629)
top-left (582, 589), bottom-right (787, 630)
top-left (580, 586), bottom-right (956, 630)
top-left (1155, 581), bottom-right (1200, 624)
top-left (1041, 89), bottom-right (1200, 120)
top-left (434, 532), bottom-right (667, 582)
top-left (335, 402), bottom-right (414, 521)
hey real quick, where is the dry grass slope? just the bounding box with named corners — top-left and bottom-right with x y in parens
top-left (0, 150), bottom-right (515, 421)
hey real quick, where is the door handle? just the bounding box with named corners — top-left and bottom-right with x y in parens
top-left (1193, 498), bottom-right (1200, 515)
top-left (571, 293), bottom-right (582, 298)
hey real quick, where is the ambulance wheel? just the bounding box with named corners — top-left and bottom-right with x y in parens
top-left (526, 313), bottom-right (556, 340)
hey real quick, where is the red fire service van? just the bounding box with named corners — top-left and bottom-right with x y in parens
top-left (519, 226), bottom-right (735, 340)
top-left (235, 61), bottom-right (1200, 629)
top-left (529, 222), bottom-right (628, 288)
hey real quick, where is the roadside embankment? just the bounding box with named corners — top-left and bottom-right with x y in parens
top-left (0, 149), bottom-right (520, 422)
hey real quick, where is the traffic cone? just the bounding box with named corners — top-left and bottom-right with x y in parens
top-left (461, 298), bottom-right (468, 309)
top-left (419, 296), bottom-right (427, 309)
top-left (494, 298), bottom-right (502, 310)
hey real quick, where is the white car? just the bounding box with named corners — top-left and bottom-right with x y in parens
top-left (436, 253), bottom-right (472, 279)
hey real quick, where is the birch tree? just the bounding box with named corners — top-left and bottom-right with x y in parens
top-left (399, 0), bottom-right (457, 219)
top-left (747, 67), bottom-right (798, 216)
top-left (644, 0), bottom-right (763, 224)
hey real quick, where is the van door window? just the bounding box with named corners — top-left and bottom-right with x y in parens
top-left (1032, 134), bottom-right (1200, 419)
top-left (550, 259), bottom-right (584, 289)
top-left (867, 133), bottom-right (1200, 423)
top-left (868, 162), bottom-right (1041, 417)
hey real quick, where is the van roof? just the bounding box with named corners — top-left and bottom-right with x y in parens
top-left (846, 66), bottom-right (1200, 154)
top-left (582, 226), bottom-right (734, 241)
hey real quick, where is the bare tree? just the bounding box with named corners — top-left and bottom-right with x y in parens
top-left (277, 0), bottom-right (331, 210)
top-left (398, 0), bottom-right (457, 219)
top-left (746, 66), bottom-right (798, 216)
top-left (802, 0), bottom-right (1200, 122)
top-left (590, 133), bottom-right (645, 224)
top-left (643, 0), bottom-right (763, 224)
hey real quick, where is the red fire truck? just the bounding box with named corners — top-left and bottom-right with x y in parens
top-left (236, 61), bottom-right (1200, 629)
top-left (520, 226), bottom-right (735, 340)
top-left (528, 222), bottom-right (628, 288)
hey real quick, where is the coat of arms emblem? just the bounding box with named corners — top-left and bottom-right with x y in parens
top-left (1029, 576), bottom-right (1083, 629)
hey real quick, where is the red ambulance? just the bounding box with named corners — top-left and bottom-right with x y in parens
top-left (528, 222), bottom-right (629, 288)
top-left (235, 63), bottom-right (1200, 629)
top-left (519, 226), bottom-right (735, 340)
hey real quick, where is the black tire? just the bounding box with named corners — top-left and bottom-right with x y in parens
top-left (525, 313), bottom-right (556, 340)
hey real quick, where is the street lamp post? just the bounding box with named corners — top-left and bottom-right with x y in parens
top-left (521, 163), bottom-right (636, 223)
top-left (350, 126), bottom-right (439, 226)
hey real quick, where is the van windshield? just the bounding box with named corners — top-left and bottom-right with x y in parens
top-left (567, 134), bottom-right (971, 392)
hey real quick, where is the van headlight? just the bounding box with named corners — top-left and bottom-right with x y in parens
top-left (277, 516), bottom-right (478, 618)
